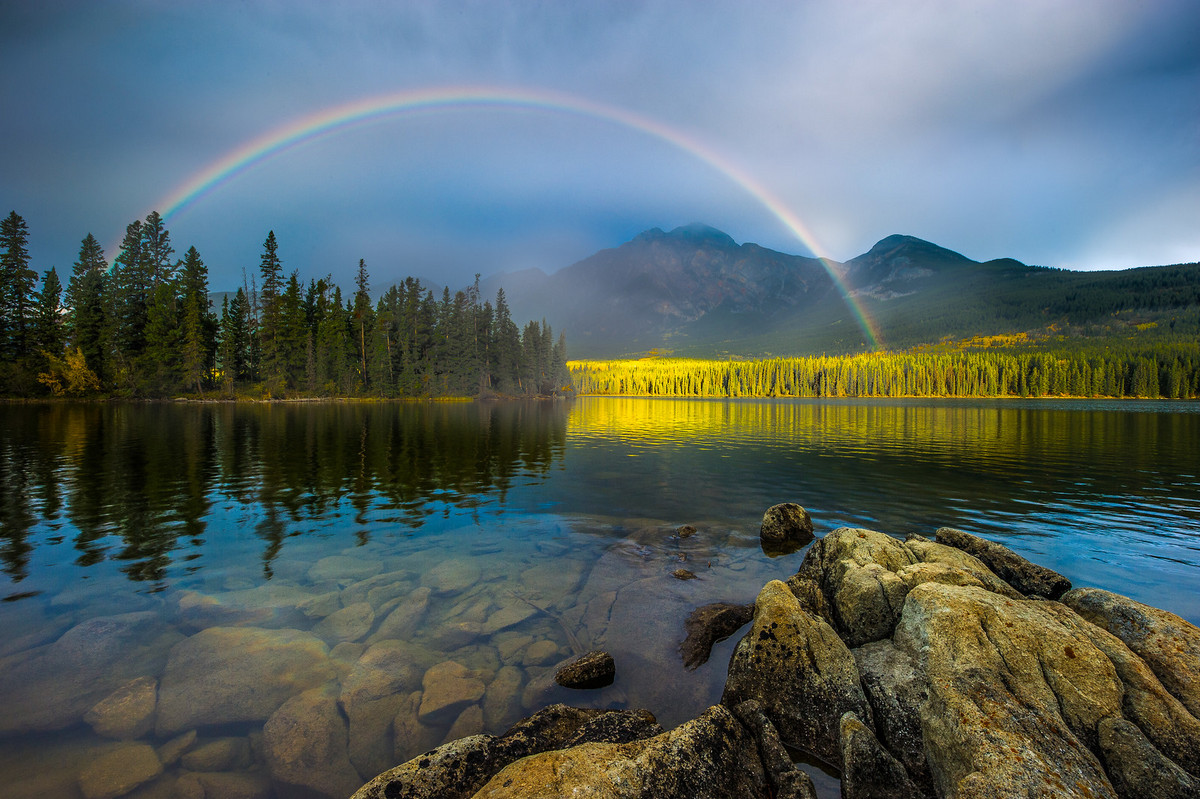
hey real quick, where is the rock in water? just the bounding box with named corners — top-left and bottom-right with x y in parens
top-left (759, 503), bottom-right (815, 554)
top-left (679, 602), bottom-right (754, 670)
top-left (1063, 586), bottom-right (1200, 719)
top-left (77, 743), bottom-right (163, 799)
top-left (471, 705), bottom-right (768, 799)
top-left (354, 704), bottom-right (665, 799)
top-left (721, 580), bottom-right (873, 765)
top-left (155, 626), bottom-right (335, 735)
top-left (84, 676), bottom-right (158, 740)
top-left (555, 650), bottom-right (616, 689)
top-left (263, 685), bottom-right (362, 799)
top-left (894, 583), bottom-right (1121, 798)
top-left (935, 526), bottom-right (1071, 598)
top-left (419, 661), bottom-right (486, 725)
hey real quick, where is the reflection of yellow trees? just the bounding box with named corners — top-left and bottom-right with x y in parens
top-left (567, 396), bottom-right (1190, 482)
top-left (571, 349), bottom-right (1200, 399)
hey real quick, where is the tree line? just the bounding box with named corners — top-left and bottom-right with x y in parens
top-left (0, 210), bottom-right (571, 398)
top-left (571, 348), bottom-right (1200, 399)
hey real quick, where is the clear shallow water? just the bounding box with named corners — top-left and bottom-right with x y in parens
top-left (1, 398), bottom-right (1198, 798)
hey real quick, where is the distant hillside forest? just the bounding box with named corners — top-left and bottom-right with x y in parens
top-left (0, 210), bottom-right (570, 399)
top-left (572, 347), bottom-right (1200, 399)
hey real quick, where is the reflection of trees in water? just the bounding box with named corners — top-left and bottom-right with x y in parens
top-left (0, 401), bottom-right (569, 589)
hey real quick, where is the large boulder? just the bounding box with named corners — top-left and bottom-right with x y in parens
top-left (471, 705), bottom-right (769, 798)
top-left (1063, 586), bottom-right (1200, 719)
top-left (354, 704), bottom-right (665, 799)
top-left (851, 640), bottom-right (931, 792)
top-left (721, 580), bottom-right (873, 765)
top-left (796, 528), bottom-right (916, 647)
top-left (935, 526), bottom-right (1071, 598)
top-left (156, 626), bottom-right (335, 734)
top-left (893, 583), bottom-right (1120, 798)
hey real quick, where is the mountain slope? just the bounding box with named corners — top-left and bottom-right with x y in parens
top-left (486, 226), bottom-right (1200, 358)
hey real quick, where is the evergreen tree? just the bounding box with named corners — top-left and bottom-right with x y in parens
top-left (257, 231), bottom-right (284, 388)
top-left (66, 234), bottom-right (108, 381)
top-left (142, 280), bottom-right (183, 393)
top-left (33, 267), bottom-right (64, 360)
top-left (278, 272), bottom-right (308, 392)
top-left (140, 211), bottom-right (176, 289)
top-left (352, 259), bottom-right (372, 388)
top-left (180, 247), bottom-right (215, 393)
top-left (218, 288), bottom-right (252, 387)
top-left (491, 288), bottom-right (521, 395)
top-left (0, 210), bottom-right (37, 368)
top-left (107, 219), bottom-right (147, 386)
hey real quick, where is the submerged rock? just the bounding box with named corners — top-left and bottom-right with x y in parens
top-left (419, 660), bottom-right (486, 725)
top-left (84, 675), bottom-right (158, 740)
top-left (155, 626), bottom-right (335, 735)
top-left (0, 611), bottom-right (178, 734)
top-left (263, 685), bottom-right (362, 799)
top-left (78, 743), bottom-right (162, 799)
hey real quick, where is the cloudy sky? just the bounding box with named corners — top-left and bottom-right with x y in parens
top-left (2, 1), bottom-right (1198, 292)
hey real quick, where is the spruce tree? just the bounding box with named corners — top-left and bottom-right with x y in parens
top-left (66, 234), bottom-right (108, 382)
top-left (258, 231), bottom-right (284, 388)
top-left (352, 258), bottom-right (372, 389)
top-left (180, 247), bottom-right (214, 393)
top-left (0, 211), bottom-right (37, 367)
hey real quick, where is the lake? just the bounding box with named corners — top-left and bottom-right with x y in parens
top-left (1, 397), bottom-right (1198, 798)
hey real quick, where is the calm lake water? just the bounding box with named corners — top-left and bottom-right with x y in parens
top-left (1, 397), bottom-right (1198, 798)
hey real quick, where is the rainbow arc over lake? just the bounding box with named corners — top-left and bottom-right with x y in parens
top-left (155, 85), bottom-right (882, 349)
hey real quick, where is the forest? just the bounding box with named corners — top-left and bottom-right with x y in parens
top-left (0, 210), bottom-right (571, 399)
top-left (571, 348), bottom-right (1200, 399)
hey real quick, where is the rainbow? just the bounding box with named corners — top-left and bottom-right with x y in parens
top-left (152, 85), bottom-right (883, 350)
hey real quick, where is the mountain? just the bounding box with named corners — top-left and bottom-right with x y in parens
top-left (485, 225), bottom-right (1200, 358)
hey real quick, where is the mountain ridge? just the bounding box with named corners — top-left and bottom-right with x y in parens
top-left (482, 224), bottom-right (1198, 358)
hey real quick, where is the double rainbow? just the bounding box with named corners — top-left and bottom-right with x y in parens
top-left (151, 85), bottom-right (881, 350)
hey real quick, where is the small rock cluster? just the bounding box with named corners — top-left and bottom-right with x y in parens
top-left (363, 515), bottom-right (1200, 798)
